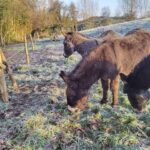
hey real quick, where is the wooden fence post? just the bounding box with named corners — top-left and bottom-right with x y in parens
top-left (0, 72), bottom-right (8, 102)
top-left (24, 35), bottom-right (30, 65)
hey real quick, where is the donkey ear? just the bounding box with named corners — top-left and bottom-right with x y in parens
top-left (59, 71), bottom-right (69, 83)
top-left (120, 73), bottom-right (128, 83)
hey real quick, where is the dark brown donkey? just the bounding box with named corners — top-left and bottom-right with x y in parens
top-left (63, 30), bottom-right (119, 58)
top-left (60, 28), bottom-right (150, 111)
top-left (63, 30), bottom-right (120, 105)
top-left (120, 55), bottom-right (150, 111)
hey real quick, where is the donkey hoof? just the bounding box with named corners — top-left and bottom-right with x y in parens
top-left (100, 99), bottom-right (108, 104)
top-left (111, 104), bottom-right (118, 109)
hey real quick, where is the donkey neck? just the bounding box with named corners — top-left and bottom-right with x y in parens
top-left (75, 39), bottom-right (99, 56)
top-left (73, 34), bottom-right (91, 45)
top-left (78, 67), bottom-right (100, 90)
top-left (71, 59), bottom-right (102, 90)
top-left (70, 45), bottom-right (119, 90)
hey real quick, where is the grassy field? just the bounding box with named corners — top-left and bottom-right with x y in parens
top-left (0, 40), bottom-right (150, 150)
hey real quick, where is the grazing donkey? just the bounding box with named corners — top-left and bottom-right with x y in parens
top-left (60, 28), bottom-right (150, 111)
top-left (120, 55), bottom-right (150, 111)
top-left (63, 30), bottom-right (120, 104)
top-left (0, 48), bottom-right (18, 102)
top-left (63, 30), bottom-right (119, 58)
top-left (63, 32), bottom-right (99, 58)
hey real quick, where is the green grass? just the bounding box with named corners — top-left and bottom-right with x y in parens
top-left (0, 48), bottom-right (150, 150)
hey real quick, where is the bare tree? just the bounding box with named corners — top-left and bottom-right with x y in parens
top-left (137, 0), bottom-right (150, 18)
top-left (49, 0), bottom-right (54, 8)
top-left (115, 8), bottom-right (122, 17)
top-left (79, 0), bottom-right (99, 19)
top-left (68, 2), bottom-right (78, 31)
top-left (118, 0), bottom-right (150, 18)
top-left (119, 0), bottom-right (138, 19)
top-left (101, 7), bottom-right (111, 17)
top-left (36, 0), bottom-right (47, 9)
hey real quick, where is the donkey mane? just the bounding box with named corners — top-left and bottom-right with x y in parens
top-left (77, 32), bottom-right (91, 38)
top-left (67, 32), bottom-right (90, 38)
top-left (99, 30), bottom-right (118, 38)
top-left (125, 28), bottom-right (148, 35)
top-left (70, 58), bottom-right (89, 78)
top-left (69, 43), bottom-right (109, 79)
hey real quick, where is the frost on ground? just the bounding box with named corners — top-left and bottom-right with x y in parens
top-left (0, 19), bottom-right (150, 149)
top-left (81, 18), bottom-right (150, 37)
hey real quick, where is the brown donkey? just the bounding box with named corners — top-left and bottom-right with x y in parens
top-left (0, 49), bottom-right (18, 102)
top-left (63, 30), bottom-right (120, 104)
top-left (120, 55), bottom-right (150, 111)
top-left (63, 30), bottom-right (119, 58)
top-left (60, 28), bottom-right (150, 111)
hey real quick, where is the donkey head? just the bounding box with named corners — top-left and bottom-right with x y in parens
top-left (63, 32), bottom-right (76, 58)
top-left (120, 73), bottom-right (147, 111)
top-left (60, 71), bottom-right (88, 111)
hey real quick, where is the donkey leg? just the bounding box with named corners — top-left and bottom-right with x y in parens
top-left (0, 72), bottom-right (8, 102)
top-left (110, 75), bottom-right (120, 107)
top-left (100, 79), bottom-right (109, 104)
